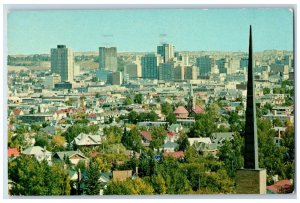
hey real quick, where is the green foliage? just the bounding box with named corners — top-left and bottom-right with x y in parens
top-left (273, 117), bottom-right (284, 127)
top-left (176, 133), bottom-right (190, 152)
top-left (149, 126), bottom-right (166, 150)
top-left (103, 126), bottom-right (123, 144)
top-left (263, 87), bottom-right (271, 95)
top-left (9, 156), bottom-right (70, 195)
top-left (218, 134), bottom-right (244, 178)
top-left (105, 178), bottom-right (154, 195)
top-left (150, 174), bottom-right (167, 194)
top-left (134, 93), bottom-right (143, 104)
top-left (161, 102), bottom-right (173, 115)
top-left (189, 113), bottom-right (216, 137)
top-left (257, 119), bottom-right (287, 178)
top-left (121, 111), bottom-right (158, 124)
top-left (123, 96), bottom-right (133, 105)
top-left (121, 127), bottom-right (143, 152)
top-left (84, 161), bottom-right (101, 195)
top-left (166, 113), bottom-right (177, 124)
top-left (34, 133), bottom-right (50, 149)
top-left (62, 124), bottom-right (99, 144)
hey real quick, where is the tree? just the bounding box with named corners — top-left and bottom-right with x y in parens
top-left (166, 113), bottom-right (177, 125)
top-left (161, 102), bottom-right (173, 115)
top-left (263, 87), bottom-right (271, 95)
top-left (123, 96), bottom-right (133, 105)
top-left (273, 117), bottom-right (283, 127)
top-left (103, 126), bottom-right (123, 144)
top-left (121, 127), bottom-right (143, 152)
top-left (34, 133), bottom-right (50, 149)
top-left (51, 135), bottom-right (66, 151)
top-left (151, 174), bottom-right (167, 194)
top-left (84, 161), bottom-right (101, 195)
top-left (9, 156), bottom-right (70, 195)
top-left (188, 113), bottom-right (216, 137)
top-left (218, 134), bottom-right (244, 178)
top-left (134, 93), bottom-right (143, 104)
top-left (176, 133), bottom-right (190, 151)
top-left (149, 127), bottom-right (166, 150)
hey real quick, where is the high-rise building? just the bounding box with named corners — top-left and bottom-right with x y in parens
top-left (196, 55), bottom-right (215, 76)
top-left (99, 47), bottom-right (117, 72)
top-left (173, 65), bottom-right (185, 80)
top-left (107, 71), bottom-right (123, 85)
top-left (141, 53), bottom-right (162, 79)
top-left (124, 61), bottom-right (142, 79)
top-left (240, 57), bottom-right (249, 69)
top-left (157, 43), bottom-right (175, 63)
top-left (228, 58), bottom-right (240, 74)
top-left (158, 63), bottom-right (173, 81)
top-left (185, 66), bottom-right (198, 80)
top-left (50, 45), bottom-right (74, 82)
top-left (216, 58), bottom-right (229, 74)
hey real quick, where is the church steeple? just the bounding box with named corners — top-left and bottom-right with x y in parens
top-left (244, 25), bottom-right (259, 169)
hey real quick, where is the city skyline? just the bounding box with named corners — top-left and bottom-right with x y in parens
top-left (7, 8), bottom-right (293, 55)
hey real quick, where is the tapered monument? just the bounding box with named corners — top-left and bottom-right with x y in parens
top-left (236, 26), bottom-right (266, 194)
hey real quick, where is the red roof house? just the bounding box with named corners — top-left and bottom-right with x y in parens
top-left (8, 148), bottom-right (20, 157)
top-left (140, 131), bottom-right (152, 147)
top-left (193, 105), bottom-right (204, 114)
top-left (174, 106), bottom-right (189, 118)
top-left (267, 179), bottom-right (293, 194)
top-left (163, 151), bottom-right (184, 159)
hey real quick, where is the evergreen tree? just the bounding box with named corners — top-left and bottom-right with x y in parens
top-left (84, 161), bottom-right (101, 195)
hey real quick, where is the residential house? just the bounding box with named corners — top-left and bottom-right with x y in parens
top-left (140, 131), bottom-right (152, 147)
top-left (164, 131), bottom-right (179, 143)
top-left (211, 132), bottom-right (234, 147)
top-left (159, 141), bottom-right (179, 152)
top-left (53, 150), bottom-right (89, 165)
top-left (22, 146), bottom-right (52, 163)
top-left (267, 179), bottom-right (293, 194)
top-left (174, 106), bottom-right (189, 118)
top-left (163, 151), bottom-right (184, 159)
top-left (71, 133), bottom-right (102, 147)
top-left (8, 148), bottom-right (20, 158)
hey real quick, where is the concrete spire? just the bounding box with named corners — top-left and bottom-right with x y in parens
top-left (244, 25), bottom-right (259, 169)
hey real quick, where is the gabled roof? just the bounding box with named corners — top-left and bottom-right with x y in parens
top-left (167, 131), bottom-right (176, 137)
top-left (193, 105), bottom-right (204, 114)
top-left (188, 137), bottom-right (212, 145)
top-left (8, 148), bottom-right (20, 157)
top-left (163, 151), bottom-right (184, 159)
top-left (174, 106), bottom-right (189, 114)
top-left (22, 146), bottom-right (51, 156)
top-left (74, 133), bottom-right (102, 146)
top-left (161, 141), bottom-right (178, 149)
top-left (13, 109), bottom-right (23, 115)
top-left (54, 150), bottom-right (88, 160)
top-left (140, 131), bottom-right (152, 141)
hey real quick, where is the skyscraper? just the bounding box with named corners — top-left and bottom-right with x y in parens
top-left (99, 47), bottom-right (118, 72)
top-left (51, 45), bottom-right (74, 82)
top-left (157, 43), bottom-right (175, 63)
top-left (141, 53), bottom-right (162, 79)
top-left (196, 55), bottom-right (215, 76)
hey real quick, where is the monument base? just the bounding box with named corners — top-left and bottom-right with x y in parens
top-left (236, 168), bottom-right (266, 194)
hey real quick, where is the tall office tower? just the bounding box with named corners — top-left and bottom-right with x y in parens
top-left (240, 57), bottom-right (249, 69)
top-left (185, 66), bottom-right (198, 80)
top-left (157, 43), bottom-right (175, 63)
top-left (124, 60), bottom-right (142, 79)
top-left (51, 45), bottom-right (74, 82)
top-left (141, 53), bottom-right (162, 79)
top-left (216, 58), bottom-right (229, 74)
top-left (228, 58), bottom-right (240, 74)
top-left (99, 47), bottom-right (118, 72)
top-left (173, 65), bottom-right (185, 80)
top-left (158, 63), bottom-right (173, 81)
top-left (196, 55), bottom-right (215, 76)
top-left (107, 71), bottom-right (123, 85)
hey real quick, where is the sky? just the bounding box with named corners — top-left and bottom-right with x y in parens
top-left (7, 8), bottom-right (294, 55)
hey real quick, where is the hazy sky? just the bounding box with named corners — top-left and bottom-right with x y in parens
top-left (7, 8), bottom-right (293, 55)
